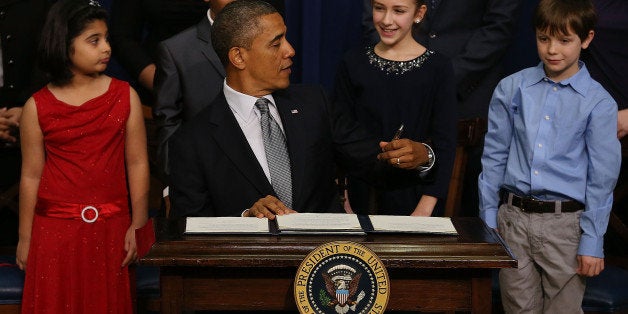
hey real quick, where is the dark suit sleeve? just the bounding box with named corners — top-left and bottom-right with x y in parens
top-left (453, 0), bottom-right (521, 100)
top-left (153, 41), bottom-right (183, 176)
top-left (168, 125), bottom-right (213, 217)
top-left (110, 0), bottom-right (152, 80)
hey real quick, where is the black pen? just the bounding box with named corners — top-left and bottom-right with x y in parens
top-left (392, 123), bottom-right (404, 140)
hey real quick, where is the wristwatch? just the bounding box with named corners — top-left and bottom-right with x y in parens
top-left (417, 143), bottom-right (435, 172)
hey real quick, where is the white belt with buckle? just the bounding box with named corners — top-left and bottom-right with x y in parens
top-left (81, 206), bottom-right (99, 223)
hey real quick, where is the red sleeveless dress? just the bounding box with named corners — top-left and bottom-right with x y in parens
top-left (21, 78), bottom-right (133, 314)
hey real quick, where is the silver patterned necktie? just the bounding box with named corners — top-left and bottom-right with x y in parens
top-left (255, 98), bottom-right (293, 208)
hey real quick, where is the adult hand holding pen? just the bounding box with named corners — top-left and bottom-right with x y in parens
top-left (244, 195), bottom-right (297, 220)
top-left (377, 123), bottom-right (434, 170)
top-left (378, 139), bottom-right (430, 169)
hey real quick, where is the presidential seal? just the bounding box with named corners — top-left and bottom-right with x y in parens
top-left (294, 241), bottom-right (389, 314)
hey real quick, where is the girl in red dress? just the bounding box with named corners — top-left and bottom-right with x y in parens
top-left (16, 0), bottom-right (149, 313)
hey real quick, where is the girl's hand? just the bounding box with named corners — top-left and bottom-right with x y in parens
top-left (121, 226), bottom-right (137, 267)
top-left (16, 239), bottom-right (30, 271)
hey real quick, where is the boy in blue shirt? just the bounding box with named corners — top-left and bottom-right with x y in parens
top-left (478, 0), bottom-right (621, 312)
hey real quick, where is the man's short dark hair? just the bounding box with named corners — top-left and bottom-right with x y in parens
top-left (211, 0), bottom-right (278, 66)
top-left (534, 0), bottom-right (597, 41)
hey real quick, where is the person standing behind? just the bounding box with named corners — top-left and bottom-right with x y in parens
top-left (478, 0), bottom-right (621, 312)
top-left (109, 0), bottom-right (210, 103)
top-left (334, 0), bottom-right (456, 216)
top-left (16, 1), bottom-right (149, 313)
top-left (152, 0), bottom-right (233, 176)
top-left (0, 0), bottom-right (49, 206)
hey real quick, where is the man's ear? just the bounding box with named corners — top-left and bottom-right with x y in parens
top-left (228, 47), bottom-right (246, 70)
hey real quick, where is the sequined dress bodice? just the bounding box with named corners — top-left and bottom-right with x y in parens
top-left (32, 78), bottom-right (130, 204)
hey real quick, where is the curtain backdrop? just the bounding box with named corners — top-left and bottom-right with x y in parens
top-left (285, 0), bottom-right (364, 92)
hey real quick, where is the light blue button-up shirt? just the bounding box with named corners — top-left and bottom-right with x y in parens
top-left (478, 61), bottom-right (621, 258)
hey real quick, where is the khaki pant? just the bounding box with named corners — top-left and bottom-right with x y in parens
top-left (497, 203), bottom-right (586, 314)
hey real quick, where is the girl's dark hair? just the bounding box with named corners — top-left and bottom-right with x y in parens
top-left (38, 0), bottom-right (108, 86)
top-left (534, 0), bottom-right (596, 41)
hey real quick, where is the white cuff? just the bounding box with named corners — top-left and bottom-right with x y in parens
top-left (417, 143), bottom-right (435, 172)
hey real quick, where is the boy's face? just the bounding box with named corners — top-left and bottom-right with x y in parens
top-left (536, 27), bottom-right (594, 82)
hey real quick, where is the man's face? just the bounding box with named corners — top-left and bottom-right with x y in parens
top-left (240, 13), bottom-right (295, 96)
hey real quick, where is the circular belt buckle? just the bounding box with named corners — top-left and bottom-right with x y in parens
top-left (81, 206), bottom-right (99, 223)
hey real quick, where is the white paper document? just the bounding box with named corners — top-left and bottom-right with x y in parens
top-left (275, 213), bottom-right (364, 234)
top-left (185, 217), bottom-right (270, 234)
top-left (368, 215), bottom-right (457, 235)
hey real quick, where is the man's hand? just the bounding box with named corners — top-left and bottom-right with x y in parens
top-left (377, 139), bottom-right (429, 169)
top-left (0, 107), bottom-right (23, 142)
top-left (618, 108), bottom-right (628, 138)
top-left (245, 195), bottom-right (296, 220)
top-left (576, 255), bottom-right (604, 277)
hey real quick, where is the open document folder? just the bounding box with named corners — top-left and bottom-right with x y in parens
top-left (275, 213), bottom-right (365, 235)
top-left (185, 213), bottom-right (458, 235)
top-left (368, 215), bottom-right (457, 235)
top-left (185, 217), bottom-right (271, 234)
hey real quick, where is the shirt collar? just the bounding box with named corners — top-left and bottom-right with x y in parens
top-left (525, 61), bottom-right (589, 97)
top-left (223, 80), bottom-right (276, 122)
top-left (207, 9), bottom-right (214, 25)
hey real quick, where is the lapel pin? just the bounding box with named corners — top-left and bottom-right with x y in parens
top-left (291, 109), bottom-right (299, 114)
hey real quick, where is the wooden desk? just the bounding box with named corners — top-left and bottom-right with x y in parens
top-left (141, 217), bottom-right (516, 313)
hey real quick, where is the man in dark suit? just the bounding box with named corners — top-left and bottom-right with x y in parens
top-left (169, 0), bottom-right (433, 219)
top-left (364, 0), bottom-right (522, 216)
top-left (152, 0), bottom-right (230, 176)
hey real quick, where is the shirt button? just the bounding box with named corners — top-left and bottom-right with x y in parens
top-left (553, 86), bottom-right (557, 91)
top-left (538, 143), bottom-right (543, 148)
top-left (545, 115), bottom-right (550, 120)
top-left (429, 33), bottom-right (437, 39)
top-left (534, 170), bottom-right (539, 175)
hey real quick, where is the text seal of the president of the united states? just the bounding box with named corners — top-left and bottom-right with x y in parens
top-left (294, 241), bottom-right (390, 314)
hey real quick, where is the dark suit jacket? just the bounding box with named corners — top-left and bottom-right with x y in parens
top-left (153, 17), bottom-right (225, 175)
top-left (169, 85), bottom-right (416, 217)
top-left (363, 0), bottom-right (521, 119)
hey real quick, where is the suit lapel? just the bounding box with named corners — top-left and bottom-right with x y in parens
top-left (208, 95), bottom-right (273, 196)
top-left (274, 92), bottom-right (306, 209)
top-left (197, 19), bottom-right (226, 77)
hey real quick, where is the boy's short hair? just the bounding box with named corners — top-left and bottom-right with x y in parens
top-left (534, 0), bottom-right (596, 41)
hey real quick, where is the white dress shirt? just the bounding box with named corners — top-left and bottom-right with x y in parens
top-left (223, 80), bottom-right (286, 183)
